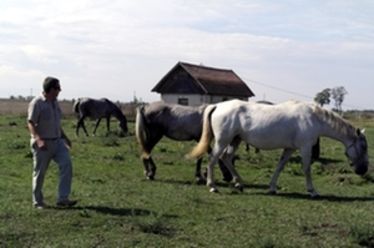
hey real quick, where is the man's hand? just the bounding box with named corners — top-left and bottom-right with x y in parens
top-left (64, 138), bottom-right (72, 149)
top-left (35, 138), bottom-right (46, 150)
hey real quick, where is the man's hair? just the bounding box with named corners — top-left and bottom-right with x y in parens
top-left (43, 77), bottom-right (60, 93)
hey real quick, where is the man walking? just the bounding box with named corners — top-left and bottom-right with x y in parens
top-left (27, 76), bottom-right (77, 209)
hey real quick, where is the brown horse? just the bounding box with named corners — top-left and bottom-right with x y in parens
top-left (135, 101), bottom-right (232, 183)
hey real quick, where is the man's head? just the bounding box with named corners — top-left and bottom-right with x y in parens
top-left (43, 77), bottom-right (61, 93)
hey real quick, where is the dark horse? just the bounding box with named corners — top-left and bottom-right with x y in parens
top-left (135, 101), bottom-right (231, 182)
top-left (73, 97), bottom-right (128, 136)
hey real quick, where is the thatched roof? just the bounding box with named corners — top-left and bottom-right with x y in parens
top-left (152, 62), bottom-right (255, 97)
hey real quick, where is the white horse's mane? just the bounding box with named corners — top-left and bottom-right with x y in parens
top-left (313, 104), bottom-right (356, 138)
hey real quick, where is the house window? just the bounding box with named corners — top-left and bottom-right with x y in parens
top-left (178, 98), bottom-right (189, 106)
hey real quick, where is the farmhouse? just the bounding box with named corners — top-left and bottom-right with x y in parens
top-left (152, 62), bottom-right (255, 106)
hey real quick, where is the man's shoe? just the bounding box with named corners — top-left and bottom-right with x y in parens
top-left (56, 199), bottom-right (77, 207)
top-left (34, 203), bottom-right (46, 209)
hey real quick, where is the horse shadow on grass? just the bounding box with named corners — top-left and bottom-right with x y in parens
top-left (157, 178), bottom-right (268, 190)
top-left (315, 157), bottom-right (344, 164)
top-left (155, 178), bottom-right (194, 186)
top-left (289, 156), bottom-right (343, 164)
top-left (254, 192), bottom-right (374, 202)
top-left (157, 178), bottom-right (374, 202)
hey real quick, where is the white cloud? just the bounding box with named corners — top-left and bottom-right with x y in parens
top-left (0, 0), bottom-right (373, 108)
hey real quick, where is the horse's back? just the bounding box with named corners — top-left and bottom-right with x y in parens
top-left (250, 101), bottom-right (319, 148)
top-left (249, 100), bottom-right (316, 121)
top-left (211, 100), bottom-right (319, 149)
top-left (143, 101), bottom-right (205, 141)
top-left (77, 97), bottom-right (113, 118)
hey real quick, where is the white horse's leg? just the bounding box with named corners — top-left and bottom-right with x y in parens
top-left (269, 148), bottom-right (294, 194)
top-left (221, 140), bottom-right (244, 191)
top-left (206, 157), bottom-right (219, 193)
top-left (300, 146), bottom-right (319, 197)
top-left (207, 143), bottom-right (226, 193)
top-left (222, 155), bottom-right (244, 191)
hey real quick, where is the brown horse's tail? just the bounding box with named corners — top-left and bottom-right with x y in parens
top-left (188, 104), bottom-right (216, 159)
top-left (135, 105), bottom-right (151, 159)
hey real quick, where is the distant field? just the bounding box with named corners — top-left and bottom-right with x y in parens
top-left (0, 99), bottom-right (137, 120)
top-left (0, 99), bottom-right (75, 116)
top-left (0, 114), bottom-right (373, 247)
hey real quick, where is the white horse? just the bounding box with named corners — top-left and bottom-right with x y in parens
top-left (189, 99), bottom-right (369, 197)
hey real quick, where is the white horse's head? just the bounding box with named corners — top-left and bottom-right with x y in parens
top-left (345, 129), bottom-right (369, 176)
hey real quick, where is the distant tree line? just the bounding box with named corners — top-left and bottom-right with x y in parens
top-left (8, 86), bottom-right (351, 114)
top-left (9, 95), bottom-right (34, 101)
top-left (314, 86), bottom-right (348, 114)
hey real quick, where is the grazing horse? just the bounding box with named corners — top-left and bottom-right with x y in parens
top-left (135, 101), bottom-right (232, 182)
top-left (73, 97), bottom-right (128, 136)
top-left (189, 99), bottom-right (369, 196)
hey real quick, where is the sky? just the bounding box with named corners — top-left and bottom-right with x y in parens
top-left (0, 0), bottom-right (373, 110)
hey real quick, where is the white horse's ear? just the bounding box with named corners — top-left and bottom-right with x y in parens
top-left (356, 128), bottom-right (365, 136)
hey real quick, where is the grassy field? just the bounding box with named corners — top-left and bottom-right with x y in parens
top-left (0, 115), bottom-right (373, 247)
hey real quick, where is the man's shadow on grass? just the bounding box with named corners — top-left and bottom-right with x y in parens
top-left (83, 206), bottom-right (155, 216)
top-left (52, 205), bottom-right (156, 217)
top-left (53, 205), bottom-right (179, 219)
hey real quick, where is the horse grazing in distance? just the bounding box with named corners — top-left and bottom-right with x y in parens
top-left (135, 101), bottom-right (232, 183)
top-left (189, 99), bottom-right (369, 196)
top-left (73, 97), bottom-right (128, 136)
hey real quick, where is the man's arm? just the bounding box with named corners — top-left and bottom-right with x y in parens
top-left (27, 121), bottom-right (46, 149)
top-left (61, 128), bottom-right (72, 149)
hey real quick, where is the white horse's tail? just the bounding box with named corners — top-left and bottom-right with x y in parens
top-left (135, 105), bottom-right (151, 159)
top-left (188, 105), bottom-right (216, 159)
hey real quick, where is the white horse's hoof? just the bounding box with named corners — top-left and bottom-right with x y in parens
top-left (146, 175), bottom-right (154, 180)
top-left (209, 188), bottom-right (219, 193)
top-left (234, 183), bottom-right (244, 192)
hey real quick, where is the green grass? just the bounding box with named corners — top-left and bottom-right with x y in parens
top-left (0, 115), bottom-right (373, 247)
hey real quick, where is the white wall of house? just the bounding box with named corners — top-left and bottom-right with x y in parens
top-left (161, 94), bottom-right (202, 106)
top-left (160, 94), bottom-right (248, 106)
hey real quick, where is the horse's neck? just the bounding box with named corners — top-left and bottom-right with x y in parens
top-left (112, 107), bottom-right (125, 121)
top-left (318, 116), bottom-right (356, 146)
